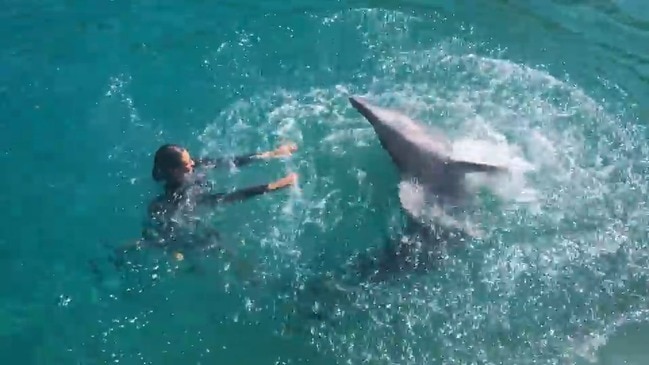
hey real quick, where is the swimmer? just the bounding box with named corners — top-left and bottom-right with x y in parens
top-left (114, 142), bottom-right (298, 264)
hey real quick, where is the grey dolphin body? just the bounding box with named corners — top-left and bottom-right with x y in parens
top-left (348, 96), bottom-right (506, 279)
top-left (349, 96), bottom-right (504, 205)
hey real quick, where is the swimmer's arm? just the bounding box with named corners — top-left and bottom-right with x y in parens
top-left (198, 184), bottom-right (272, 205)
top-left (195, 152), bottom-right (259, 169)
top-left (195, 143), bottom-right (298, 169)
top-left (199, 184), bottom-right (270, 205)
top-left (198, 173), bottom-right (297, 205)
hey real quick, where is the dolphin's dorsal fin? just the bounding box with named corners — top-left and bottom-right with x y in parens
top-left (449, 160), bottom-right (507, 175)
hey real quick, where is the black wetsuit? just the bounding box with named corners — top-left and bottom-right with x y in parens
top-left (139, 152), bottom-right (273, 254)
top-left (90, 152), bottom-right (275, 285)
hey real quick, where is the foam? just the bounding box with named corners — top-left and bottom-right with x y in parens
top-left (197, 52), bottom-right (645, 365)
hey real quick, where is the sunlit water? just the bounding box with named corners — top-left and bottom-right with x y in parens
top-left (2, 1), bottom-right (649, 364)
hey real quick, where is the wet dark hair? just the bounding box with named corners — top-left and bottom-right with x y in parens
top-left (152, 144), bottom-right (185, 183)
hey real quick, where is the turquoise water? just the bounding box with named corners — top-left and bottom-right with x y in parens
top-left (2, 0), bottom-right (649, 364)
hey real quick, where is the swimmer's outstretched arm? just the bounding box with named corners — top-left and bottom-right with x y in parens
top-left (198, 172), bottom-right (297, 205)
top-left (195, 143), bottom-right (297, 169)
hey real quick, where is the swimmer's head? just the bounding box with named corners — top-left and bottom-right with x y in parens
top-left (152, 144), bottom-right (196, 186)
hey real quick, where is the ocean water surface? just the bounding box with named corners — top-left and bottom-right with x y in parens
top-left (2, 0), bottom-right (649, 364)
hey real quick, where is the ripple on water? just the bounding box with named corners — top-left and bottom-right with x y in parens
top-left (93, 7), bottom-right (649, 365)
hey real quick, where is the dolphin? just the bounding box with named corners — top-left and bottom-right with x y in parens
top-left (348, 95), bottom-right (507, 275)
top-left (349, 96), bottom-right (505, 203)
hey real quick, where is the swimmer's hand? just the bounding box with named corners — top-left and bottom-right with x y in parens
top-left (259, 143), bottom-right (298, 159)
top-left (268, 173), bottom-right (298, 190)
